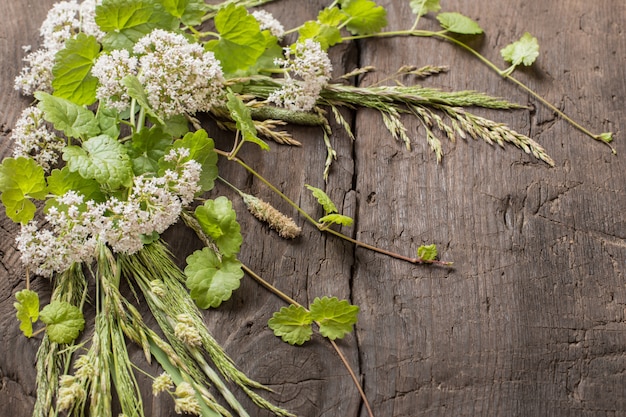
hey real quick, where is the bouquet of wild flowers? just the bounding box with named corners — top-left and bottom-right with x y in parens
top-left (3, 0), bottom-right (612, 416)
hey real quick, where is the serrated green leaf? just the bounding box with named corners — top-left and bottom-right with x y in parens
top-left (185, 247), bottom-right (244, 308)
top-left (298, 20), bottom-right (342, 50)
top-left (500, 32), bottom-right (539, 69)
top-left (35, 92), bottom-right (100, 139)
top-left (47, 167), bottom-right (105, 202)
top-left (309, 296), bottom-right (359, 340)
top-left (318, 6), bottom-right (348, 26)
top-left (96, 0), bottom-right (177, 51)
top-left (226, 91), bottom-right (269, 151)
top-left (122, 75), bottom-right (163, 124)
top-left (267, 304), bottom-right (313, 345)
top-left (409, 0), bottom-right (441, 16)
top-left (162, 129), bottom-right (218, 192)
top-left (194, 197), bottom-right (242, 257)
top-left (205, 4), bottom-right (266, 74)
top-left (14, 289), bottom-right (40, 338)
top-left (97, 106), bottom-right (121, 138)
top-left (417, 243), bottom-right (438, 261)
top-left (339, 0), bottom-right (387, 35)
top-left (126, 126), bottom-right (172, 175)
top-left (1, 192), bottom-right (38, 224)
top-left (319, 213), bottom-right (354, 227)
top-left (437, 12), bottom-right (483, 35)
top-left (39, 301), bottom-right (85, 344)
top-left (160, 0), bottom-right (209, 26)
top-left (160, 114), bottom-right (190, 138)
top-left (63, 135), bottom-right (133, 189)
top-left (305, 184), bottom-right (338, 214)
top-left (233, 30), bottom-right (283, 77)
top-left (52, 33), bottom-right (101, 106)
top-left (0, 157), bottom-right (47, 224)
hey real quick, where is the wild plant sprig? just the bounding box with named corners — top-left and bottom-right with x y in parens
top-left (213, 149), bottom-right (453, 267)
top-left (340, 27), bottom-right (615, 151)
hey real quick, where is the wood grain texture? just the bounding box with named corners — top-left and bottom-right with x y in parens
top-left (1, 1), bottom-right (625, 416)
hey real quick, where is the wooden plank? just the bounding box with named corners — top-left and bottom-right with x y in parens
top-left (352, 1), bottom-right (626, 416)
top-left (1, 0), bottom-right (625, 416)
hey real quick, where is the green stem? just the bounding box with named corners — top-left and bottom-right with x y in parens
top-left (242, 264), bottom-right (375, 417)
top-left (341, 29), bottom-right (615, 151)
top-left (216, 149), bottom-right (452, 266)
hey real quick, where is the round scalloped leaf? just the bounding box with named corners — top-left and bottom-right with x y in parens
top-left (309, 296), bottom-right (359, 340)
top-left (268, 304), bottom-right (313, 345)
top-left (39, 301), bottom-right (85, 344)
top-left (194, 197), bottom-right (242, 257)
top-left (185, 247), bottom-right (244, 309)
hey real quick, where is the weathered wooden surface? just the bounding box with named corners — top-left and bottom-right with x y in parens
top-left (1, 0), bottom-right (625, 416)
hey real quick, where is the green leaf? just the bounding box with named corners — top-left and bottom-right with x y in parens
top-left (162, 129), bottom-right (218, 192)
top-left (318, 6), bottom-right (348, 26)
top-left (339, 0), bottom-right (388, 35)
top-left (122, 75), bottom-right (163, 124)
top-left (0, 157), bottom-right (47, 224)
top-left (205, 4), bottom-right (266, 74)
top-left (597, 132), bottom-right (614, 143)
top-left (160, 0), bottom-right (209, 26)
top-left (500, 32), bottom-right (539, 70)
top-left (298, 20), bottom-right (342, 50)
top-left (47, 167), bottom-right (105, 202)
top-left (97, 106), bottom-right (121, 138)
top-left (194, 197), bottom-right (242, 257)
top-left (233, 30), bottom-right (283, 76)
top-left (319, 213), bottom-right (353, 227)
top-left (226, 91), bottom-right (269, 151)
top-left (409, 0), bottom-right (441, 16)
top-left (14, 289), bottom-right (40, 338)
top-left (52, 33), bottom-right (101, 106)
top-left (417, 243), bottom-right (438, 261)
top-left (160, 114), bottom-right (190, 138)
top-left (267, 304), bottom-right (313, 345)
top-left (436, 12), bottom-right (483, 35)
top-left (305, 184), bottom-right (338, 214)
top-left (309, 296), bottom-right (359, 340)
top-left (63, 135), bottom-right (133, 189)
top-left (35, 92), bottom-right (100, 139)
top-left (96, 0), bottom-right (177, 51)
top-left (185, 247), bottom-right (244, 308)
top-left (39, 301), bottom-right (85, 344)
top-left (126, 126), bottom-right (172, 175)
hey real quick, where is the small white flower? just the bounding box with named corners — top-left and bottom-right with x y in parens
top-left (14, 48), bottom-right (57, 95)
top-left (39, 0), bottom-right (81, 51)
top-left (92, 49), bottom-right (139, 111)
top-left (252, 10), bottom-right (285, 39)
top-left (11, 106), bottom-right (64, 171)
top-left (79, 0), bottom-right (105, 41)
top-left (134, 29), bottom-right (226, 119)
top-left (268, 39), bottom-right (332, 111)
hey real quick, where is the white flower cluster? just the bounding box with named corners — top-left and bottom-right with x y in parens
top-left (16, 149), bottom-right (202, 276)
top-left (133, 29), bottom-right (226, 119)
top-left (252, 10), bottom-right (285, 39)
top-left (14, 0), bottom-right (103, 95)
top-left (268, 39), bottom-right (333, 111)
top-left (91, 49), bottom-right (139, 111)
top-left (11, 106), bottom-right (65, 172)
